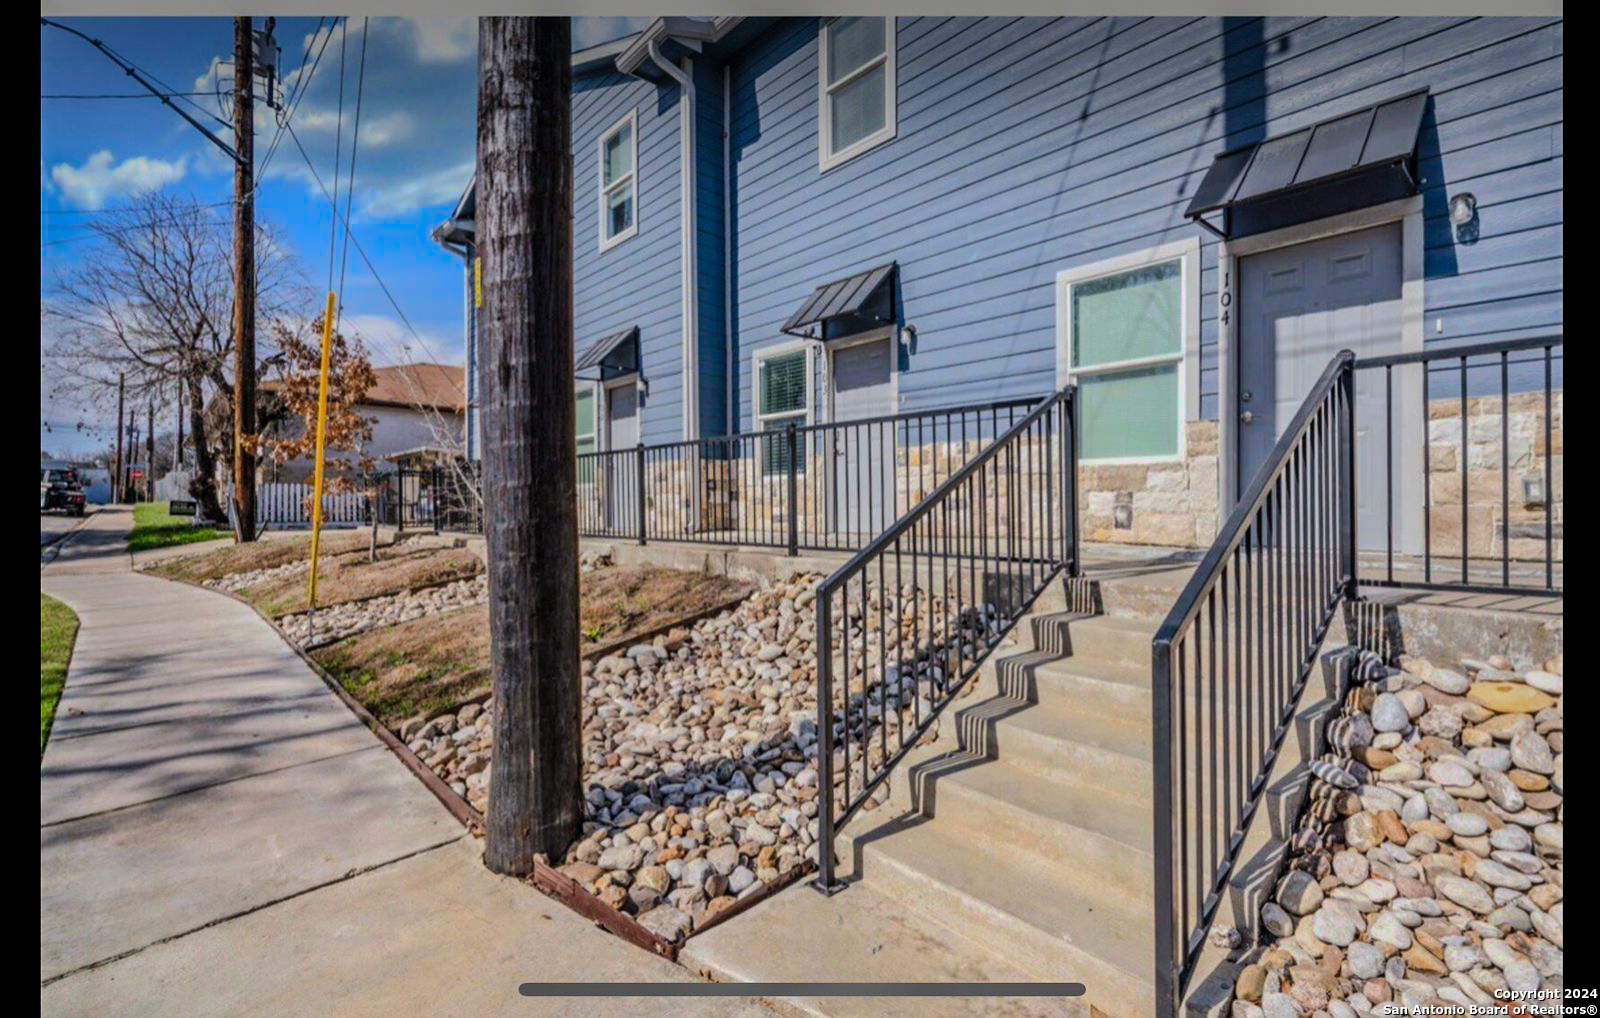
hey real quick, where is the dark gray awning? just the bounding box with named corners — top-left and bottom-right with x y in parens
top-left (1186, 89), bottom-right (1428, 238)
top-left (575, 325), bottom-right (639, 380)
top-left (781, 263), bottom-right (897, 339)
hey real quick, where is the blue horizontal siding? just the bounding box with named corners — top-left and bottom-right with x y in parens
top-left (573, 70), bottom-right (684, 444)
top-left (721, 15), bottom-right (1561, 427)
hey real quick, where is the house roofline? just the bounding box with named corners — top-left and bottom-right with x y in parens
top-left (431, 17), bottom-right (750, 253)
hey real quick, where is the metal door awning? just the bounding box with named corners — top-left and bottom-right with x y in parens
top-left (1186, 89), bottom-right (1428, 239)
top-left (781, 263), bottom-right (896, 339)
top-left (575, 325), bottom-right (639, 381)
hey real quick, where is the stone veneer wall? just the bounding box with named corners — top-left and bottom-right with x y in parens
top-left (580, 388), bottom-right (1562, 564)
top-left (1423, 389), bottom-right (1563, 564)
top-left (1080, 421), bottom-right (1221, 548)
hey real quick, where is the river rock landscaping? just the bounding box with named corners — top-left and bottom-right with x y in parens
top-left (403, 570), bottom-right (1007, 943)
top-left (1230, 647), bottom-right (1563, 1017)
top-left (279, 575), bottom-right (487, 645)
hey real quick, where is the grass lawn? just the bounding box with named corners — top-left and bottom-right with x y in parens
top-left (41, 594), bottom-right (80, 754)
top-left (315, 565), bottom-right (753, 727)
top-left (242, 545), bottom-right (481, 617)
top-left (126, 501), bottom-right (226, 553)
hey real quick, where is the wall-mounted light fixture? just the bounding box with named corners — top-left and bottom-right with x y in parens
top-left (1448, 192), bottom-right (1477, 227)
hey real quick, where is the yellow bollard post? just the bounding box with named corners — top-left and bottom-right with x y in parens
top-left (306, 292), bottom-right (337, 629)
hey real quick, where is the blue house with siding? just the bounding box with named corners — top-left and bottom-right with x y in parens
top-left (435, 15), bottom-right (1562, 550)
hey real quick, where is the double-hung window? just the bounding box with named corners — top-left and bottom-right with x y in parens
top-left (575, 386), bottom-right (597, 482)
top-left (819, 17), bottom-right (896, 170)
top-left (755, 346), bottom-right (812, 476)
top-left (1061, 242), bottom-right (1197, 463)
top-left (598, 110), bottom-right (638, 251)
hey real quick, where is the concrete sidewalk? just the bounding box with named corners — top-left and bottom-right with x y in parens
top-left (41, 508), bottom-right (773, 1016)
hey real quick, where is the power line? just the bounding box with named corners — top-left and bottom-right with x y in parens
top-left (43, 91), bottom-right (221, 99)
top-left (282, 121), bottom-right (466, 397)
top-left (336, 18), bottom-right (371, 330)
top-left (40, 17), bottom-right (242, 165)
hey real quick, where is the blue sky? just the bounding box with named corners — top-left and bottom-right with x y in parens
top-left (40, 16), bottom-right (650, 459)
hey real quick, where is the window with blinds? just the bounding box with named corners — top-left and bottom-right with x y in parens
top-left (756, 348), bottom-right (811, 476)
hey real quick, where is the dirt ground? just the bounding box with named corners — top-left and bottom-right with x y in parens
top-left (313, 565), bottom-right (753, 726)
top-left (149, 531), bottom-right (393, 584)
top-left (242, 546), bottom-right (483, 618)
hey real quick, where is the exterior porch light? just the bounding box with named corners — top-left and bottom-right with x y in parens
top-left (1448, 192), bottom-right (1477, 227)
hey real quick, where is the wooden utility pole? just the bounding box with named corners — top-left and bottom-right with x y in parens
top-left (175, 374), bottom-right (184, 469)
top-left (232, 15), bottom-right (258, 541)
top-left (478, 16), bottom-right (581, 874)
top-left (147, 402), bottom-right (155, 501)
top-left (114, 373), bottom-right (125, 504)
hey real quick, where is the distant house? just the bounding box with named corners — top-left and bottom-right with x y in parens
top-left (435, 16), bottom-right (1563, 550)
top-left (260, 362), bottom-right (466, 482)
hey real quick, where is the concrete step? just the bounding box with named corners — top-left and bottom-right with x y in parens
top-left (951, 693), bottom-right (1155, 791)
top-left (1006, 612), bottom-right (1161, 669)
top-left (841, 817), bottom-right (1156, 1018)
top-left (993, 651), bottom-right (1153, 723)
top-left (888, 753), bottom-right (1153, 896)
top-left (678, 876), bottom-right (1086, 1018)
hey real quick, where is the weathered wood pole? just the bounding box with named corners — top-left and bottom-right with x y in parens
top-left (231, 15), bottom-right (258, 541)
top-left (478, 16), bottom-right (582, 874)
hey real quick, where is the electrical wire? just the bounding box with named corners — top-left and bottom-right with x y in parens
top-left (335, 18), bottom-right (370, 330)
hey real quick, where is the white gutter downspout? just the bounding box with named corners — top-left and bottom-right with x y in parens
top-left (647, 40), bottom-right (699, 442)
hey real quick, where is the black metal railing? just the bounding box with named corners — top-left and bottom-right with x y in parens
top-left (1151, 352), bottom-right (1357, 1015)
top-left (810, 385), bottom-right (1079, 893)
top-left (1356, 335), bottom-right (1562, 596)
top-left (575, 397), bottom-right (1041, 554)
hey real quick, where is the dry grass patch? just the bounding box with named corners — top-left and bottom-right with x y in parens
top-left (314, 565), bottom-right (753, 727)
top-left (150, 531), bottom-right (391, 584)
top-left (241, 546), bottom-right (483, 618)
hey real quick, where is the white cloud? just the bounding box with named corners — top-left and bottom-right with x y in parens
top-left (362, 160), bottom-right (474, 219)
top-left (339, 312), bottom-right (462, 367)
top-left (573, 17), bottom-right (650, 50)
top-left (49, 151), bottom-right (188, 210)
top-left (295, 109), bottom-right (416, 149)
top-left (396, 18), bottom-right (475, 64)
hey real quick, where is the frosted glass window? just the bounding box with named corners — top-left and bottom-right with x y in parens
top-left (1072, 261), bottom-right (1181, 368)
top-left (1067, 256), bottom-right (1186, 461)
top-left (1078, 366), bottom-right (1180, 460)
top-left (820, 18), bottom-right (894, 167)
top-left (575, 389), bottom-right (597, 483)
top-left (598, 112), bottom-right (638, 249)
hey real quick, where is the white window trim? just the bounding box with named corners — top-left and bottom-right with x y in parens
top-left (818, 17), bottom-right (897, 172)
top-left (597, 109), bottom-right (639, 253)
top-left (1054, 237), bottom-right (1200, 466)
top-left (753, 340), bottom-right (817, 476)
top-left (575, 382), bottom-right (598, 451)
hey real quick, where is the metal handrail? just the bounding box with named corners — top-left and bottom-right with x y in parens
top-left (1151, 350), bottom-right (1356, 1016)
top-left (818, 386), bottom-right (1079, 597)
top-left (811, 384), bottom-right (1079, 893)
top-left (1153, 352), bottom-right (1357, 646)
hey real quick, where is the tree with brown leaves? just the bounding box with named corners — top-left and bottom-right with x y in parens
top-left (254, 314), bottom-right (378, 501)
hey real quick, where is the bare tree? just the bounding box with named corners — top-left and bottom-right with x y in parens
top-left (43, 189), bottom-right (311, 522)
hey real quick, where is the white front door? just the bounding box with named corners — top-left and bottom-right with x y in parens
top-left (829, 336), bottom-right (895, 537)
top-left (1237, 222), bottom-right (1411, 552)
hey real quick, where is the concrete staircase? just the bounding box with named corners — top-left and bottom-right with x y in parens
top-left (682, 565), bottom-right (1342, 1018)
top-left (834, 583), bottom-right (1163, 1018)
